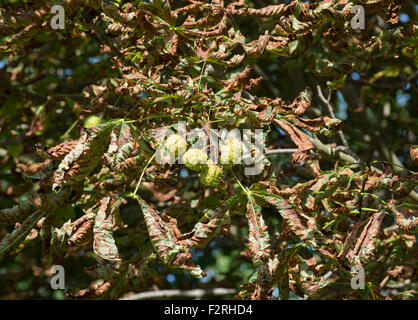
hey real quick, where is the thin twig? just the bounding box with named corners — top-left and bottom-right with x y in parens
top-left (266, 148), bottom-right (298, 154)
top-left (133, 153), bottom-right (156, 196)
top-left (120, 288), bottom-right (236, 300)
top-left (316, 85), bottom-right (350, 149)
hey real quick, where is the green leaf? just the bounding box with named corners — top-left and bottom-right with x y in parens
top-left (288, 40), bottom-right (299, 55)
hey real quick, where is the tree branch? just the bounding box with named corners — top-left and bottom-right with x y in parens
top-left (120, 288), bottom-right (237, 300)
top-left (316, 85), bottom-right (350, 149)
top-left (266, 148), bottom-right (298, 154)
top-left (310, 136), bottom-right (418, 202)
top-left (348, 70), bottom-right (418, 90)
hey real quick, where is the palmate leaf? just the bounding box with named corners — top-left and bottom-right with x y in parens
top-left (134, 194), bottom-right (206, 278)
top-left (253, 191), bottom-right (337, 262)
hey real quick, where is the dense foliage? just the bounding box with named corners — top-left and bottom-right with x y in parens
top-left (0, 0), bottom-right (417, 300)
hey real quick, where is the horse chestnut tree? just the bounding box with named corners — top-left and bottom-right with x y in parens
top-left (0, 0), bottom-right (417, 300)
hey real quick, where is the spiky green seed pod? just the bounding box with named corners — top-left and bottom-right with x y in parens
top-left (165, 134), bottom-right (187, 155)
top-left (200, 162), bottom-right (223, 187)
top-left (182, 148), bottom-right (208, 171)
top-left (219, 137), bottom-right (243, 168)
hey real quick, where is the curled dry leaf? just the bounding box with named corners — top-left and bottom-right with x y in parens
top-left (136, 196), bottom-right (206, 278)
top-left (410, 145), bottom-right (418, 165)
top-left (93, 197), bottom-right (120, 261)
top-left (274, 119), bottom-right (313, 164)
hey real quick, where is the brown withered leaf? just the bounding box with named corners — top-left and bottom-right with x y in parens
top-left (143, 182), bottom-right (177, 202)
top-left (16, 159), bottom-right (50, 176)
top-left (36, 139), bottom-right (80, 160)
top-left (245, 197), bottom-right (271, 266)
top-left (289, 87), bottom-right (312, 115)
top-left (177, 200), bottom-right (232, 249)
top-left (69, 218), bottom-right (94, 246)
top-left (347, 212), bottom-right (384, 265)
top-left (287, 115), bottom-right (343, 134)
top-left (243, 32), bottom-right (269, 57)
top-left (136, 196), bottom-right (206, 278)
top-left (410, 145), bottom-right (418, 165)
top-left (385, 2), bottom-right (401, 24)
top-left (259, 178), bottom-right (317, 198)
top-left (66, 280), bottom-right (111, 299)
top-left (222, 65), bottom-right (263, 91)
top-left (392, 207), bottom-right (418, 231)
top-left (194, 39), bottom-right (210, 60)
top-left (274, 119), bottom-right (313, 164)
top-left (93, 197), bottom-right (120, 261)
